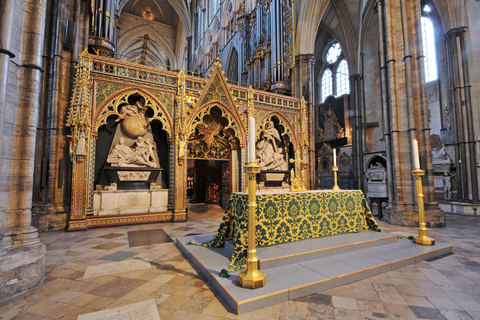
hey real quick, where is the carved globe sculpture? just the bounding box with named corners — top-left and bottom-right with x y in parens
top-left (121, 115), bottom-right (148, 138)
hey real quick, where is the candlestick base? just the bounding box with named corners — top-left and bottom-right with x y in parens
top-left (412, 168), bottom-right (435, 246)
top-left (413, 234), bottom-right (436, 246)
top-left (238, 267), bottom-right (266, 289)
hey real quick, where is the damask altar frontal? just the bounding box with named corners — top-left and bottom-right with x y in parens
top-left (194, 190), bottom-right (381, 272)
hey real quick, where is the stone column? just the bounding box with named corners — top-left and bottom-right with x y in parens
top-left (32, 0), bottom-right (66, 231)
top-left (350, 74), bottom-right (364, 190)
top-left (293, 54), bottom-right (315, 189)
top-left (0, 0), bottom-right (46, 299)
top-left (444, 27), bottom-right (479, 203)
top-left (381, 0), bottom-right (444, 227)
top-left (186, 36), bottom-right (192, 71)
top-left (377, 0), bottom-right (394, 202)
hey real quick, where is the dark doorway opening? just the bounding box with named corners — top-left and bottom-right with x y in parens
top-left (187, 159), bottom-right (228, 204)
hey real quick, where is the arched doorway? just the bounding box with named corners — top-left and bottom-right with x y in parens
top-left (186, 106), bottom-right (240, 207)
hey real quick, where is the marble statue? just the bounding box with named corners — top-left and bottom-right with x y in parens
top-left (256, 121), bottom-right (287, 171)
top-left (323, 107), bottom-right (337, 140)
top-left (119, 100), bottom-right (147, 118)
top-left (107, 137), bottom-right (157, 167)
top-left (443, 172), bottom-right (453, 200)
top-left (319, 107), bottom-right (345, 141)
top-left (75, 128), bottom-right (87, 156)
top-left (262, 148), bottom-right (289, 171)
top-left (432, 147), bottom-right (450, 161)
top-left (133, 136), bottom-right (157, 167)
top-left (108, 137), bottom-right (134, 166)
top-left (369, 162), bottom-right (385, 170)
top-left (178, 134), bottom-right (186, 160)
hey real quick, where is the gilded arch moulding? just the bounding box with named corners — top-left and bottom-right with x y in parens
top-left (186, 102), bottom-right (244, 146)
top-left (92, 87), bottom-right (174, 138)
top-left (185, 58), bottom-right (247, 145)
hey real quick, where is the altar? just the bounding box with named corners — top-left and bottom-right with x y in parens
top-left (193, 190), bottom-right (381, 272)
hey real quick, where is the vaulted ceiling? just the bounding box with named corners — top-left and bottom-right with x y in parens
top-left (117, 0), bottom-right (191, 69)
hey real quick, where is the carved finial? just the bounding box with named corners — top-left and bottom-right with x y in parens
top-left (178, 69), bottom-right (185, 79)
top-left (214, 57), bottom-right (222, 69)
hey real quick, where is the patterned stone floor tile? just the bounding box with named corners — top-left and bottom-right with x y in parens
top-left (2, 207), bottom-right (480, 319)
top-left (26, 300), bottom-right (77, 319)
top-left (410, 305), bottom-right (448, 320)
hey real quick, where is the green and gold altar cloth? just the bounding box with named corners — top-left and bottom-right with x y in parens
top-left (191, 190), bottom-right (381, 273)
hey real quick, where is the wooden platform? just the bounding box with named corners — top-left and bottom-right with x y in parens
top-left (176, 231), bottom-right (453, 314)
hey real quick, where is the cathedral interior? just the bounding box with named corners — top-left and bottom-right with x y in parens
top-left (1, 0), bottom-right (480, 317)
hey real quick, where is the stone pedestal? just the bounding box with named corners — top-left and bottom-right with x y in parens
top-left (93, 189), bottom-right (169, 216)
top-left (383, 204), bottom-right (445, 228)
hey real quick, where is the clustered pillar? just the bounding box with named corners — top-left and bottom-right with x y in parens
top-left (0, 0), bottom-right (47, 299)
top-left (377, 0), bottom-right (444, 226)
top-left (444, 27), bottom-right (479, 204)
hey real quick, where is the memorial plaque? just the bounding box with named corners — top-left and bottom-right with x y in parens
top-left (84, 259), bottom-right (151, 278)
top-left (118, 171), bottom-right (150, 181)
top-left (266, 173), bottom-right (285, 181)
top-left (116, 192), bottom-right (150, 208)
top-left (78, 299), bottom-right (160, 320)
top-left (88, 277), bottom-right (147, 298)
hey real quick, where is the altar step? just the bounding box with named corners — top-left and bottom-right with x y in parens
top-left (176, 232), bottom-right (453, 315)
top-left (225, 232), bottom-right (399, 270)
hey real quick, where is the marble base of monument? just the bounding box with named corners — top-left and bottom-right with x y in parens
top-left (93, 189), bottom-right (169, 216)
top-left (447, 202), bottom-right (479, 215)
top-left (257, 171), bottom-right (290, 189)
top-left (104, 167), bottom-right (162, 184)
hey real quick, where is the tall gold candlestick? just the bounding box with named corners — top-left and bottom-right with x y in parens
top-left (412, 169), bottom-right (435, 246)
top-left (238, 162), bottom-right (266, 289)
top-left (332, 166), bottom-right (340, 191)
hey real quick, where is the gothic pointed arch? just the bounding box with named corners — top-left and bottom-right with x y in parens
top-left (118, 0), bottom-right (191, 36)
top-left (117, 24), bottom-right (176, 67)
top-left (329, 0), bottom-right (357, 72)
top-left (185, 58), bottom-right (246, 145)
top-left (225, 46), bottom-right (239, 84)
top-left (93, 88), bottom-right (173, 138)
top-left (296, 0), bottom-right (329, 54)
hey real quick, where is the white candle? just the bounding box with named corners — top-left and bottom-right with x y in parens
top-left (413, 139), bottom-right (420, 169)
top-left (248, 117), bottom-right (255, 163)
top-left (333, 148), bottom-right (337, 166)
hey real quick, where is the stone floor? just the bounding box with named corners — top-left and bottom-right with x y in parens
top-left (1, 204), bottom-right (480, 320)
